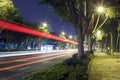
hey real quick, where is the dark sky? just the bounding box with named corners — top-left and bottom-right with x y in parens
top-left (12, 0), bottom-right (76, 36)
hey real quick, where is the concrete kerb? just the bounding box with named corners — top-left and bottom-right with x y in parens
top-left (87, 54), bottom-right (94, 78)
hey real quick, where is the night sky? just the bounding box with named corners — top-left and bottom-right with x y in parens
top-left (12, 0), bottom-right (76, 36)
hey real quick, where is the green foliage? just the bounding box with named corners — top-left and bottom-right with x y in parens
top-left (0, 0), bottom-right (20, 21)
top-left (37, 25), bottom-right (49, 34)
top-left (66, 65), bottom-right (87, 80)
top-left (40, 0), bottom-right (72, 22)
top-left (40, 0), bottom-right (96, 23)
top-left (94, 30), bottom-right (105, 40)
top-left (104, 0), bottom-right (120, 18)
top-left (103, 18), bottom-right (119, 33)
top-left (105, 6), bottom-right (120, 18)
top-left (24, 63), bottom-right (72, 80)
top-left (24, 63), bottom-right (88, 80)
top-left (24, 53), bottom-right (93, 80)
top-left (59, 34), bottom-right (66, 39)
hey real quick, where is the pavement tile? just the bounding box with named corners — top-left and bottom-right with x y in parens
top-left (89, 52), bottom-right (120, 80)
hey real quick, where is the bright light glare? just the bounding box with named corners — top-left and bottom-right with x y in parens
top-left (42, 22), bottom-right (47, 27)
top-left (97, 30), bottom-right (101, 35)
top-left (62, 32), bottom-right (65, 35)
top-left (97, 6), bottom-right (104, 13)
top-left (69, 35), bottom-right (72, 39)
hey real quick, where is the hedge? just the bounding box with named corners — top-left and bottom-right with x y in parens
top-left (24, 53), bottom-right (93, 80)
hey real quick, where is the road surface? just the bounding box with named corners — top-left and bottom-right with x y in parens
top-left (0, 49), bottom-right (77, 80)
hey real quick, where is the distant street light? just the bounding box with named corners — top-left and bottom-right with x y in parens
top-left (69, 35), bottom-right (72, 39)
top-left (42, 22), bottom-right (47, 27)
top-left (61, 31), bottom-right (65, 35)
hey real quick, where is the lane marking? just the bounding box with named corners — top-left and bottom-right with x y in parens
top-left (0, 52), bottom-right (76, 80)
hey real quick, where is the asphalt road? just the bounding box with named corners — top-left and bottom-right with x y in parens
top-left (0, 50), bottom-right (77, 80)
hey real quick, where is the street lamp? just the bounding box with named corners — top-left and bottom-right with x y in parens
top-left (61, 31), bottom-right (65, 35)
top-left (69, 35), bottom-right (72, 39)
top-left (93, 6), bottom-right (106, 33)
top-left (97, 6), bottom-right (104, 13)
top-left (42, 22), bottom-right (47, 27)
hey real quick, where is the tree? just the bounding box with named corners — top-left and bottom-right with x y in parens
top-left (58, 32), bottom-right (67, 49)
top-left (100, 0), bottom-right (120, 53)
top-left (28, 23), bottom-right (50, 49)
top-left (37, 25), bottom-right (49, 34)
top-left (116, 23), bottom-right (120, 51)
top-left (102, 20), bottom-right (119, 54)
top-left (88, 0), bottom-right (120, 54)
top-left (59, 33), bottom-right (66, 39)
top-left (94, 30), bottom-right (105, 41)
top-left (40, 0), bottom-right (99, 60)
top-left (0, 0), bottom-right (20, 21)
top-left (0, 0), bottom-right (22, 36)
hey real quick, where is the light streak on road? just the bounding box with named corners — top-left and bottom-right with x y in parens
top-left (0, 49), bottom-right (77, 80)
top-left (0, 54), bottom-right (43, 64)
top-left (0, 50), bottom-right (71, 58)
top-left (0, 53), bottom-right (71, 71)
top-left (0, 52), bottom-right (67, 65)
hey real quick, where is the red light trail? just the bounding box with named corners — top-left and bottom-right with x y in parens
top-left (0, 53), bottom-right (65, 65)
top-left (0, 54), bottom-right (66, 71)
top-left (0, 20), bottom-right (78, 44)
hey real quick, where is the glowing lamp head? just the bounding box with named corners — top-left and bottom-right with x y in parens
top-left (69, 35), bottom-right (72, 39)
top-left (61, 32), bottom-right (65, 35)
top-left (42, 22), bottom-right (47, 27)
top-left (97, 6), bottom-right (104, 13)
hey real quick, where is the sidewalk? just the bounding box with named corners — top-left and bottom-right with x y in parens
top-left (89, 52), bottom-right (120, 80)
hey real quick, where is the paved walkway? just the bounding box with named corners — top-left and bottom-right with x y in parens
top-left (89, 52), bottom-right (120, 80)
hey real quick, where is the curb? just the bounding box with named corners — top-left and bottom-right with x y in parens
top-left (87, 54), bottom-right (94, 80)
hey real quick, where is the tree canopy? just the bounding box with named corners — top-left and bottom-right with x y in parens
top-left (40, 0), bottom-right (120, 58)
top-left (0, 0), bottom-right (20, 21)
top-left (37, 25), bottom-right (50, 33)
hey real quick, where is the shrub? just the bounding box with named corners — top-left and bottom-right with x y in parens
top-left (24, 53), bottom-right (93, 80)
top-left (66, 64), bottom-right (88, 80)
top-left (24, 63), bottom-right (74, 80)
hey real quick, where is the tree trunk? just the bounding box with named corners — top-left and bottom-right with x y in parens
top-left (118, 35), bottom-right (120, 52)
top-left (88, 35), bottom-right (91, 51)
top-left (116, 33), bottom-right (119, 52)
top-left (90, 39), bottom-right (93, 51)
top-left (110, 32), bottom-right (113, 55)
top-left (77, 30), bottom-right (84, 61)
